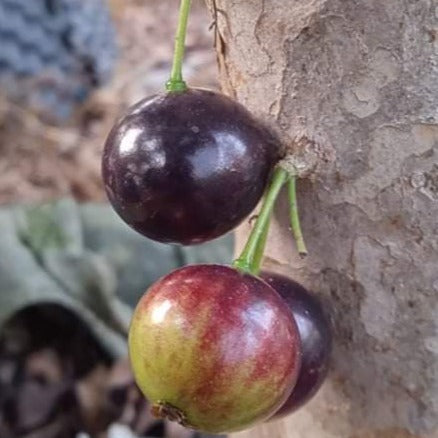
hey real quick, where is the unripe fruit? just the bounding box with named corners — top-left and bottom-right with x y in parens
top-left (129, 265), bottom-right (301, 433)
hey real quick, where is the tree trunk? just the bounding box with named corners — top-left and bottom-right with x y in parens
top-left (206, 1), bottom-right (438, 437)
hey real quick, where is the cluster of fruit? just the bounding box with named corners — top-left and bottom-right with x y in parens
top-left (101, 0), bottom-right (331, 434)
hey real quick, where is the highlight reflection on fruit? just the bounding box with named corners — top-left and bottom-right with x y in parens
top-left (102, 89), bottom-right (277, 245)
top-left (129, 265), bottom-right (301, 433)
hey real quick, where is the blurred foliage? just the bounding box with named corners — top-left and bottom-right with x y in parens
top-left (18, 204), bottom-right (69, 260)
top-left (0, 199), bottom-right (233, 358)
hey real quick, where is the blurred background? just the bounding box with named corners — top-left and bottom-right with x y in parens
top-left (0, 1), bottom-right (232, 437)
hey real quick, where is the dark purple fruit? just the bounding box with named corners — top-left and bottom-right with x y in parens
top-left (261, 272), bottom-right (332, 418)
top-left (102, 89), bottom-right (278, 245)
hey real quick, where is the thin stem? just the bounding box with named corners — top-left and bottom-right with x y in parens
top-left (233, 167), bottom-right (288, 275)
top-left (288, 175), bottom-right (308, 258)
top-left (166, 0), bottom-right (192, 92)
top-left (251, 210), bottom-right (271, 274)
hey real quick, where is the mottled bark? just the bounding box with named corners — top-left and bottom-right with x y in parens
top-left (206, 1), bottom-right (438, 437)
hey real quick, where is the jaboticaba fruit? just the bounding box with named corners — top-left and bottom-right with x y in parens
top-left (261, 272), bottom-right (332, 418)
top-left (102, 89), bottom-right (278, 245)
top-left (129, 265), bottom-right (301, 433)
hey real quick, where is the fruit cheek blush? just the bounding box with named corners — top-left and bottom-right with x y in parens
top-left (129, 265), bottom-right (301, 433)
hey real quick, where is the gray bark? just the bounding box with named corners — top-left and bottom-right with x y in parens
top-left (206, 0), bottom-right (438, 437)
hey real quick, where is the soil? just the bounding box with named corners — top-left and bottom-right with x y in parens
top-left (0, 304), bottom-right (209, 438)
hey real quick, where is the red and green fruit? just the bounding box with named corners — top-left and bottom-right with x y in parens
top-left (102, 89), bottom-right (278, 245)
top-left (262, 272), bottom-right (332, 418)
top-left (129, 265), bottom-right (301, 433)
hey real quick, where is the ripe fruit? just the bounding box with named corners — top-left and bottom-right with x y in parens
top-left (102, 89), bottom-right (278, 245)
top-left (261, 272), bottom-right (332, 418)
top-left (129, 265), bottom-right (301, 433)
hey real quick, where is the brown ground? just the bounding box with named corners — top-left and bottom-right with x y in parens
top-left (0, 304), bottom-right (201, 438)
top-left (0, 0), bottom-right (217, 205)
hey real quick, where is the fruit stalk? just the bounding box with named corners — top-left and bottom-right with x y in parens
top-left (251, 209), bottom-right (271, 272)
top-left (288, 174), bottom-right (308, 257)
top-left (166, 0), bottom-right (192, 92)
top-left (233, 166), bottom-right (309, 274)
top-left (233, 167), bottom-right (288, 275)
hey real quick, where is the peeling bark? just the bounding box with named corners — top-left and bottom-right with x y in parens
top-left (205, 1), bottom-right (438, 437)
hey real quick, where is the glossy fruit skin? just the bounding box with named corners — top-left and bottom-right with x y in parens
top-left (129, 265), bottom-right (301, 433)
top-left (102, 88), bottom-right (278, 245)
top-left (261, 272), bottom-right (332, 418)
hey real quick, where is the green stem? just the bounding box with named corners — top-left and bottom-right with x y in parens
top-left (233, 167), bottom-right (288, 275)
top-left (166, 0), bottom-right (191, 92)
top-left (288, 175), bottom-right (308, 257)
top-left (251, 210), bottom-right (271, 274)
